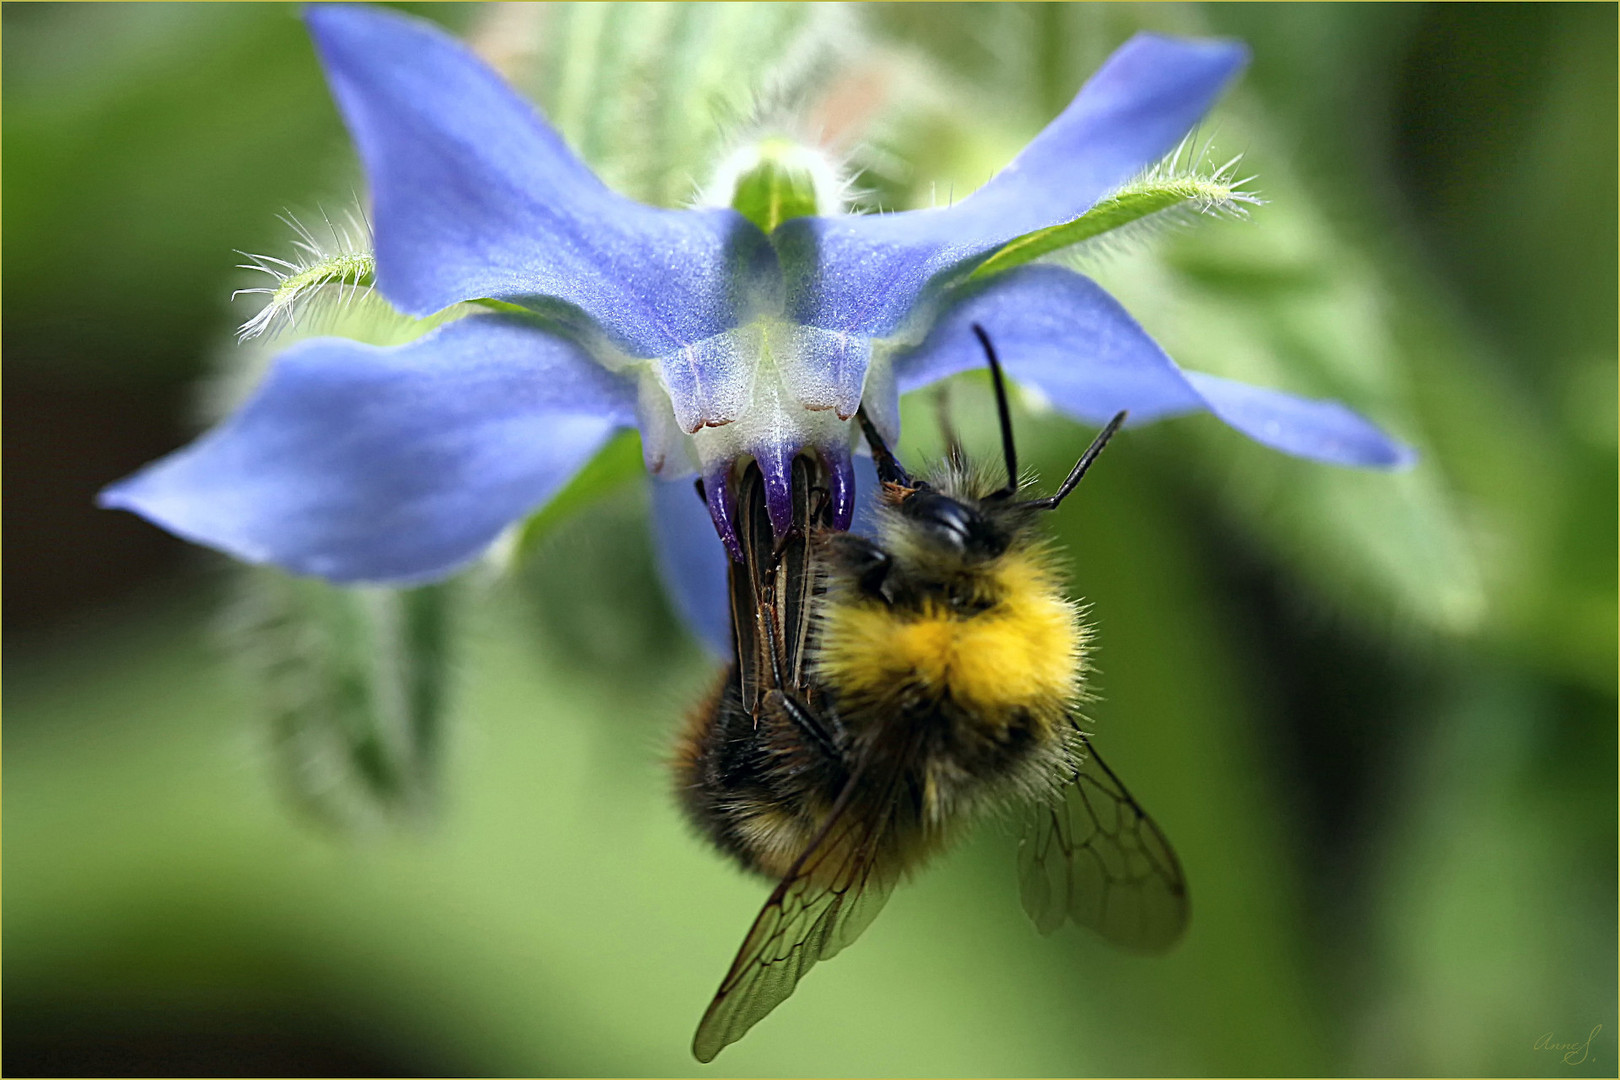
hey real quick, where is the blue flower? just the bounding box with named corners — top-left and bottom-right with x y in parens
top-left (101, 5), bottom-right (1411, 651)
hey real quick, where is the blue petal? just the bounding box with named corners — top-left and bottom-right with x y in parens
top-left (890, 266), bottom-right (1413, 469)
top-left (100, 316), bottom-right (636, 583)
top-left (775, 33), bottom-right (1247, 341)
top-left (649, 477), bottom-right (731, 657)
top-left (306, 5), bottom-right (776, 382)
top-left (776, 325), bottom-right (871, 420)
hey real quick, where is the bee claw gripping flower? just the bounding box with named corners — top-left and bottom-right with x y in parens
top-left (101, 4), bottom-right (1412, 604)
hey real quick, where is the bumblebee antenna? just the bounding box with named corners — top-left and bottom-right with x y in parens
top-left (970, 323), bottom-right (1019, 498)
top-left (1024, 410), bottom-right (1128, 511)
top-left (856, 407), bottom-right (914, 487)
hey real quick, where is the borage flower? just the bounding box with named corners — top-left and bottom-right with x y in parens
top-left (101, 5), bottom-right (1411, 651)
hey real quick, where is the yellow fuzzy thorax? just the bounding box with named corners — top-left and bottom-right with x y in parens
top-left (815, 545), bottom-right (1087, 725)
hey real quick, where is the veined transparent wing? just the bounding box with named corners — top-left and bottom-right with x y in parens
top-left (692, 762), bottom-right (902, 1062)
top-left (1018, 730), bottom-right (1189, 952)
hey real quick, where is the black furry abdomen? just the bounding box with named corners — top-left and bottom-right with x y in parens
top-left (675, 664), bottom-right (1054, 884)
top-left (673, 668), bottom-right (852, 881)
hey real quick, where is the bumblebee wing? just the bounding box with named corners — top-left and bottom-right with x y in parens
top-left (1018, 732), bottom-right (1189, 952)
top-left (692, 764), bottom-right (900, 1062)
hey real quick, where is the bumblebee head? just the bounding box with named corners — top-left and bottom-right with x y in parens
top-left (898, 489), bottom-right (1010, 562)
top-left (856, 324), bottom-right (1127, 539)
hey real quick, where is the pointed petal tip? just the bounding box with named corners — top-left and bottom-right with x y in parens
top-left (1125, 29), bottom-right (1251, 66)
top-left (1185, 370), bottom-right (1418, 472)
top-left (303, 2), bottom-right (419, 53)
top-left (1285, 432), bottom-right (1420, 471)
top-left (1373, 437), bottom-right (1421, 471)
top-left (1113, 30), bottom-right (1251, 93)
top-left (94, 464), bottom-right (283, 576)
top-left (95, 467), bottom-right (162, 527)
top-left (94, 479), bottom-right (130, 511)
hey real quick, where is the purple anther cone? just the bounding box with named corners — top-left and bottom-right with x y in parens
top-left (702, 461), bottom-right (743, 564)
top-left (824, 446), bottom-right (856, 533)
top-left (753, 441), bottom-right (798, 543)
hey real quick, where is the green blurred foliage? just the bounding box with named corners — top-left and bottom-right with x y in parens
top-left (225, 571), bottom-right (457, 830)
top-left (4, 3), bottom-right (1614, 1076)
top-left (4, 4), bottom-right (346, 384)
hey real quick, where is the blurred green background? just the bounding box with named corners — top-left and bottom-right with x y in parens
top-left (4, 3), bottom-right (1615, 1075)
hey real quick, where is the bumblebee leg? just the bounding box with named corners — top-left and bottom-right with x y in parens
top-left (806, 480), bottom-right (830, 524)
top-left (855, 406), bottom-right (915, 487)
top-left (764, 689), bottom-right (846, 764)
top-left (769, 524), bottom-right (804, 566)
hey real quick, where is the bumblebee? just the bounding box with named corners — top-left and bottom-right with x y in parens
top-left (675, 325), bottom-right (1187, 1062)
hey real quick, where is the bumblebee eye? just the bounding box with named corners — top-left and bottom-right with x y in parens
top-left (903, 492), bottom-right (1007, 559)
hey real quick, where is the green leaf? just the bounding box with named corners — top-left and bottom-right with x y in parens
top-left (514, 485), bottom-right (700, 684)
top-left (507, 428), bottom-right (648, 565)
top-left (225, 569), bottom-right (458, 830)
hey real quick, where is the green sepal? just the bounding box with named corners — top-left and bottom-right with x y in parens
top-left (236, 237), bottom-right (376, 342)
top-left (969, 169), bottom-right (1259, 281)
top-left (729, 139), bottom-right (822, 234)
top-left (227, 568), bottom-right (457, 830)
